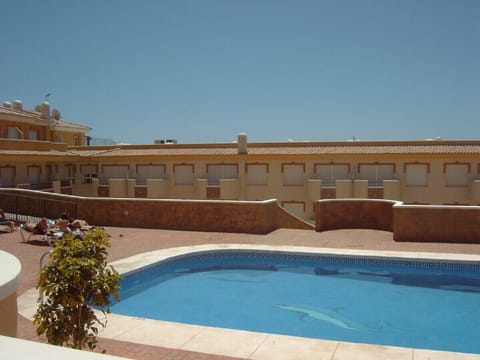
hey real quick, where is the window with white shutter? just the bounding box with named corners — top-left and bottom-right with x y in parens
top-left (247, 164), bottom-right (268, 185)
top-left (207, 164), bottom-right (238, 185)
top-left (315, 164), bottom-right (350, 185)
top-left (445, 164), bottom-right (469, 187)
top-left (405, 164), bottom-right (428, 187)
top-left (359, 164), bottom-right (394, 185)
top-left (136, 165), bottom-right (166, 184)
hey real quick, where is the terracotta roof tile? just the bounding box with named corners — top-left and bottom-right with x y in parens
top-left (68, 141), bottom-right (480, 158)
top-left (248, 144), bottom-right (480, 155)
top-left (79, 148), bottom-right (239, 157)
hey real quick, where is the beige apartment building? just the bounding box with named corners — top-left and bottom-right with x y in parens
top-left (0, 100), bottom-right (91, 146)
top-left (1, 101), bottom-right (480, 221)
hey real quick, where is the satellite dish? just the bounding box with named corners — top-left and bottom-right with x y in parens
top-left (52, 109), bottom-right (61, 120)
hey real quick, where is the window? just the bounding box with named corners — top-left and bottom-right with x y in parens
top-left (27, 165), bottom-right (41, 185)
top-left (7, 127), bottom-right (21, 139)
top-left (314, 163), bottom-right (350, 186)
top-left (136, 165), bottom-right (166, 184)
top-left (405, 163), bottom-right (428, 187)
top-left (174, 164), bottom-right (194, 185)
top-left (246, 164), bottom-right (268, 185)
top-left (102, 165), bottom-right (129, 182)
top-left (80, 165), bottom-right (98, 184)
top-left (65, 164), bottom-right (76, 180)
top-left (74, 136), bottom-right (79, 146)
top-left (0, 166), bottom-right (15, 187)
top-left (282, 164), bottom-right (305, 186)
top-left (358, 163), bottom-right (395, 186)
top-left (207, 164), bottom-right (238, 185)
top-left (28, 129), bottom-right (38, 140)
top-left (445, 163), bottom-right (469, 187)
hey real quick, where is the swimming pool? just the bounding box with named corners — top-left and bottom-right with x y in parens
top-left (110, 249), bottom-right (480, 354)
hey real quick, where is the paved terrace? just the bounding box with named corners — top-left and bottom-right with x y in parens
top-left (2, 227), bottom-right (480, 360)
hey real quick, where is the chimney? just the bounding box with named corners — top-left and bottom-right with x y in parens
top-left (237, 132), bottom-right (248, 155)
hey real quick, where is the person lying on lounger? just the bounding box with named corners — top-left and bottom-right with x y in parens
top-left (24, 217), bottom-right (49, 234)
top-left (56, 213), bottom-right (89, 231)
top-left (69, 218), bottom-right (90, 229)
top-left (56, 213), bottom-right (72, 232)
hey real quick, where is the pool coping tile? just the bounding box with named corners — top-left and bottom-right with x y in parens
top-left (250, 335), bottom-right (339, 360)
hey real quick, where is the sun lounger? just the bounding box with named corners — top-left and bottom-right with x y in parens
top-left (0, 209), bottom-right (15, 232)
top-left (19, 224), bottom-right (63, 246)
top-left (20, 219), bottom-right (104, 245)
top-left (0, 221), bottom-right (14, 232)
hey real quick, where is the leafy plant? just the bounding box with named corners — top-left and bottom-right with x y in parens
top-left (34, 228), bottom-right (122, 350)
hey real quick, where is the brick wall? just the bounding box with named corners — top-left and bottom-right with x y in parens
top-left (315, 199), bottom-right (480, 243)
top-left (61, 187), bottom-right (73, 195)
top-left (134, 186), bottom-right (147, 198)
top-left (320, 187), bottom-right (336, 199)
top-left (207, 186), bottom-right (220, 199)
top-left (393, 205), bottom-right (480, 243)
top-left (0, 189), bottom-right (311, 234)
top-left (315, 199), bottom-right (396, 232)
top-left (97, 186), bottom-right (109, 197)
top-left (3, 189), bottom-right (479, 243)
top-left (368, 187), bottom-right (384, 199)
top-left (76, 198), bottom-right (280, 234)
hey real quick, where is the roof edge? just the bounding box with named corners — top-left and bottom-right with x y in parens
top-left (68, 138), bottom-right (480, 151)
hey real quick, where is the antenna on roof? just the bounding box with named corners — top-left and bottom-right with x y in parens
top-left (44, 93), bottom-right (51, 102)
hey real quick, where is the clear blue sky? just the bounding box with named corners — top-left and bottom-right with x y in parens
top-left (1, 0), bottom-right (479, 144)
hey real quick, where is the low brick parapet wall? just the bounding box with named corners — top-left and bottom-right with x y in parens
top-left (0, 189), bottom-right (311, 234)
top-left (315, 199), bottom-right (397, 232)
top-left (3, 189), bottom-right (479, 241)
top-left (314, 199), bottom-right (480, 243)
top-left (393, 204), bottom-right (480, 243)
top-left (77, 197), bottom-right (280, 234)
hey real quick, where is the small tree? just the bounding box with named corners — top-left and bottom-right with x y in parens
top-left (34, 228), bottom-right (122, 350)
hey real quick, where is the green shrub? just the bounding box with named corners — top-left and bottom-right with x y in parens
top-left (34, 228), bottom-right (122, 350)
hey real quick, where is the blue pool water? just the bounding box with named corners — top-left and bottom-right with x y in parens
top-left (110, 251), bottom-right (480, 354)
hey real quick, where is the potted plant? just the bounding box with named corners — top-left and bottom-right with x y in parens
top-left (34, 228), bottom-right (122, 350)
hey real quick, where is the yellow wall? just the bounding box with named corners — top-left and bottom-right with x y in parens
top-left (1, 139), bottom-right (480, 220)
top-left (57, 131), bottom-right (86, 146)
top-left (66, 156), bottom-right (480, 214)
top-left (1, 110), bottom-right (88, 146)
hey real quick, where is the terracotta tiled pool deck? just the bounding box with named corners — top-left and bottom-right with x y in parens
top-left (3, 227), bottom-right (480, 359)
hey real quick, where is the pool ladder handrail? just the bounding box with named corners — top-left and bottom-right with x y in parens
top-left (38, 250), bottom-right (53, 304)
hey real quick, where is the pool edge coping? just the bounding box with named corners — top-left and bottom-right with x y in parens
top-left (109, 244), bottom-right (480, 275)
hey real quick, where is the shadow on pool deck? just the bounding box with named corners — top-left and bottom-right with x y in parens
top-left (3, 227), bottom-right (480, 360)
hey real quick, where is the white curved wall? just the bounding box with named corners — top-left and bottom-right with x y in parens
top-left (0, 250), bottom-right (21, 336)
